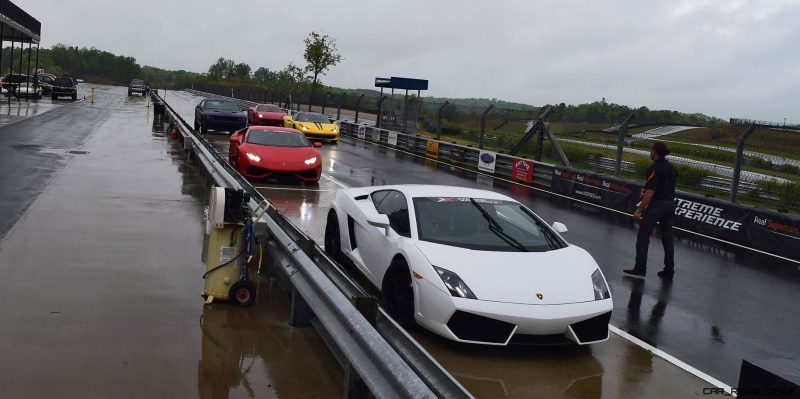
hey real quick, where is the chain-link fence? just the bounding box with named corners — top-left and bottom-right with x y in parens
top-left (183, 81), bottom-right (800, 214)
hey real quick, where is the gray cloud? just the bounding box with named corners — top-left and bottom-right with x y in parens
top-left (17, 0), bottom-right (800, 122)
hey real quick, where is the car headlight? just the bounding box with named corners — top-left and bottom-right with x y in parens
top-left (301, 125), bottom-right (308, 131)
top-left (246, 152), bottom-right (260, 162)
top-left (258, 113), bottom-right (263, 118)
top-left (591, 269), bottom-right (610, 300)
top-left (304, 156), bottom-right (318, 165)
top-left (434, 266), bottom-right (477, 299)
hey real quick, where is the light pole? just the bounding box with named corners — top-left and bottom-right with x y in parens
top-left (784, 117), bottom-right (787, 127)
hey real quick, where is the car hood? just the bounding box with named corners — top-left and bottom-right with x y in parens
top-left (295, 121), bottom-right (336, 132)
top-left (255, 111), bottom-right (285, 119)
top-left (241, 145), bottom-right (319, 166)
top-left (414, 241), bottom-right (599, 305)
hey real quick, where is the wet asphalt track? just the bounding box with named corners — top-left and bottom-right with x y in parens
top-left (167, 90), bottom-right (800, 390)
top-left (0, 85), bottom-right (795, 397)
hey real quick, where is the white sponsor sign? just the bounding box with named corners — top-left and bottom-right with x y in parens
top-left (478, 150), bottom-right (496, 173)
top-left (357, 125), bottom-right (366, 139)
top-left (388, 131), bottom-right (398, 146)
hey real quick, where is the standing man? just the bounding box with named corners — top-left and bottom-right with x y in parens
top-left (623, 142), bottom-right (678, 279)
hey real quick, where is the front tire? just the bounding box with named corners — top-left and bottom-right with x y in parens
top-left (324, 211), bottom-right (342, 263)
top-left (382, 258), bottom-right (416, 329)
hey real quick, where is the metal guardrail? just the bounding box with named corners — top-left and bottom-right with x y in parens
top-left (150, 90), bottom-right (472, 399)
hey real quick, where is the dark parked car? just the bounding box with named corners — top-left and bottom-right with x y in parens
top-left (37, 73), bottom-right (56, 95)
top-left (2, 73), bottom-right (30, 96)
top-left (194, 99), bottom-right (247, 134)
top-left (128, 79), bottom-right (148, 96)
top-left (51, 77), bottom-right (77, 100)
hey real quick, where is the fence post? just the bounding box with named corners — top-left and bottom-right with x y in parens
top-left (614, 113), bottom-right (636, 177)
top-left (478, 104), bottom-right (494, 149)
top-left (322, 91), bottom-right (331, 115)
top-left (355, 94), bottom-right (365, 123)
top-left (436, 101), bottom-right (449, 140)
top-left (337, 93), bottom-right (345, 120)
top-left (286, 91), bottom-right (293, 110)
top-left (376, 95), bottom-right (388, 129)
top-left (731, 123), bottom-right (757, 203)
top-left (509, 107), bottom-right (555, 156)
top-left (308, 91), bottom-right (313, 112)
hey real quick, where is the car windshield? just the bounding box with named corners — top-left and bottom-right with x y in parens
top-left (131, 79), bottom-right (145, 85)
top-left (246, 130), bottom-right (310, 147)
top-left (256, 104), bottom-right (282, 113)
top-left (54, 78), bottom-right (74, 86)
top-left (205, 100), bottom-right (240, 111)
top-left (413, 197), bottom-right (565, 252)
top-left (294, 113), bottom-right (330, 123)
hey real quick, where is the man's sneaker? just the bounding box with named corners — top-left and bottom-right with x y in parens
top-left (623, 268), bottom-right (646, 278)
top-left (657, 270), bottom-right (674, 279)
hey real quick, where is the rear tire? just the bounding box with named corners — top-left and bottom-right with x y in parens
top-left (71, 93), bottom-right (77, 101)
top-left (229, 280), bottom-right (256, 307)
top-left (382, 258), bottom-right (416, 329)
top-left (201, 123), bottom-right (208, 134)
top-left (324, 211), bottom-right (342, 263)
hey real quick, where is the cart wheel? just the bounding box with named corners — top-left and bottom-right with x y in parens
top-left (229, 280), bottom-right (256, 307)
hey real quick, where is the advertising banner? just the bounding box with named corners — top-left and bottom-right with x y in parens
top-left (450, 147), bottom-right (464, 164)
top-left (551, 167), bottom-right (639, 210)
top-left (478, 150), bottom-right (497, 173)
top-left (511, 158), bottom-right (534, 184)
top-left (673, 193), bottom-right (800, 259)
top-left (426, 140), bottom-right (439, 159)
top-left (357, 125), bottom-right (366, 140)
top-left (387, 131), bottom-right (398, 146)
top-left (371, 128), bottom-right (381, 142)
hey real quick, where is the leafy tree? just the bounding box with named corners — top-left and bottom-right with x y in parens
top-left (208, 57), bottom-right (232, 80)
top-left (303, 31), bottom-right (342, 90)
top-left (253, 67), bottom-right (277, 83)
top-left (230, 62), bottom-right (251, 80)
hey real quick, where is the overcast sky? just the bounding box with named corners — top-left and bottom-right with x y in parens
top-left (17, 0), bottom-right (800, 122)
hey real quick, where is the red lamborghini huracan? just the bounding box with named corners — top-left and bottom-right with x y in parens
top-left (229, 126), bottom-right (322, 182)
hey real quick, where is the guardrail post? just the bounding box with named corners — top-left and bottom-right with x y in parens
top-left (344, 365), bottom-right (371, 399)
top-left (376, 95), bottom-right (387, 129)
top-left (436, 101), bottom-right (449, 140)
top-left (355, 94), bottom-right (365, 123)
top-left (614, 113), bottom-right (636, 177)
top-left (337, 93), bottom-right (345, 120)
top-left (478, 104), bottom-right (494, 149)
top-left (731, 123), bottom-right (757, 203)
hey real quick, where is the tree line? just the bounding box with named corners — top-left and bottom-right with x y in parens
top-left (1, 36), bottom-right (723, 127)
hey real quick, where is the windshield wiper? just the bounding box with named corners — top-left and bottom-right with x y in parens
top-left (469, 198), bottom-right (528, 252)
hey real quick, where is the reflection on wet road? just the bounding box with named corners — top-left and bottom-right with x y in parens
top-left (0, 86), bottom-right (341, 398)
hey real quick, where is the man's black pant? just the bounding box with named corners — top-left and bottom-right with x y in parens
top-left (635, 199), bottom-right (676, 273)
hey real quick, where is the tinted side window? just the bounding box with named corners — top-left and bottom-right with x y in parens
top-left (375, 191), bottom-right (410, 237)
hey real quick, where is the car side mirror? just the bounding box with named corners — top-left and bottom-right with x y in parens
top-left (313, 142), bottom-right (322, 148)
top-left (552, 222), bottom-right (568, 233)
top-left (367, 214), bottom-right (390, 236)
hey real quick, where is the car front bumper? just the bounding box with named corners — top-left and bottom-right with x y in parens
top-left (415, 279), bottom-right (613, 345)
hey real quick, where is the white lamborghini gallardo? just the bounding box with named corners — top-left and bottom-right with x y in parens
top-left (324, 185), bottom-right (613, 345)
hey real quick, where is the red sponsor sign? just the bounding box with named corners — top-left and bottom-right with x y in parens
top-left (511, 158), bottom-right (534, 183)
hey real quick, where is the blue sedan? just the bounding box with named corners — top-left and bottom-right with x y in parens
top-left (194, 99), bottom-right (247, 134)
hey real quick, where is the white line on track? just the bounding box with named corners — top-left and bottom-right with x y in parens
top-left (335, 136), bottom-right (799, 265)
top-left (323, 140), bottom-right (739, 394)
top-left (609, 326), bottom-right (735, 396)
